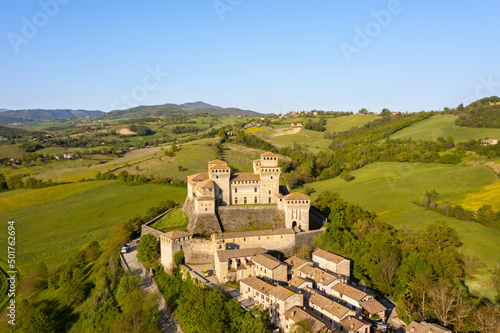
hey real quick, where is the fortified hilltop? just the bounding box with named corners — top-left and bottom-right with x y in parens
top-left (182, 152), bottom-right (311, 234)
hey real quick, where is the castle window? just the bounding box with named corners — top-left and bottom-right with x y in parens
top-left (235, 197), bottom-right (238, 204)
top-left (268, 190), bottom-right (271, 194)
top-left (219, 189), bottom-right (222, 194)
top-left (235, 188), bottom-right (238, 193)
top-left (244, 197), bottom-right (247, 204)
top-left (268, 198), bottom-right (271, 204)
top-left (254, 197), bottom-right (257, 203)
top-left (254, 187), bottom-right (257, 192)
top-left (271, 176), bottom-right (273, 179)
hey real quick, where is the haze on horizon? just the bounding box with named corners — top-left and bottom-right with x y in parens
top-left (1, 0), bottom-right (499, 114)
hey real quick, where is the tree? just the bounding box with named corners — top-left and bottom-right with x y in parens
top-left (136, 234), bottom-right (158, 263)
top-left (340, 170), bottom-right (352, 182)
top-left (422, 221), bottom-right (461, 251)
top-left (297, 244), bottom-right (312, 260)
top-left (174, 250), bottom-right (184, 266)
top-left (428, 279), bottom-right (456, 327)
top-left (290, 319), bottom-right (313, 333)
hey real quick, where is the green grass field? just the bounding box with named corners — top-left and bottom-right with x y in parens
top-left (0, 181), bottom-right (187, 273)
top-left (222, 143), bottom-right (290, 173)
top-left (307, 162), bottom-right (500, 298)
top-left (390, 115), bottom-right (500, 142)
top-left (324, 114), bottom-right (379, 133)
top-left (441, 181), bottom-right (500, 211)
top-left (149, 207), bottom-right (189, 232)
top-left (255, 128), bottom-right (331, 152)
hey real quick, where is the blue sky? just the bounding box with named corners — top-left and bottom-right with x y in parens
top-left (1, 1), bottom-right (499, 114)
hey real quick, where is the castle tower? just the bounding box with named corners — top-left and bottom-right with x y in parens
top-left (208, 160), bottom-right (231, 206)
top-left (160, 230), bottom-right (192, 271)
top-left (257, 152), bottom-right (280, 204)
top-left (282, 192), bottom-right (310, 231)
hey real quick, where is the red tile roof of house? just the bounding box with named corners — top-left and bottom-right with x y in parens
top-left (312, 248), bottom-right (346, 264)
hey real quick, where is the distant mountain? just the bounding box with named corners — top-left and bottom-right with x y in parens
top-left (0, 109), bottom-right (104, 125)
top-left (102, 101), bottom-right (262, 119)
top-left (0, 109), bottom-right (10, 112)
top-left (456, 96), bottom-right (500, 128)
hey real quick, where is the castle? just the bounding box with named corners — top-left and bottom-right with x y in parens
top-left (183, 152), bottom-right (311, 234)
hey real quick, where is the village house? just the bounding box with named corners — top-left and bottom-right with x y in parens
top-left (298, 264), bottom-right (326, 281)
top-left (306, 289), bottom-right (355, 330)
top-left (214, 247), bottom-right (267, 283)
top-left (63, 152), bottom-right (74, 159)
top-left (284, 306), bottom-right (329, 333)
top-left (359, 298), bottom-right (387, 321)
top-left (481, 138), bottom-right (499, 146)
top-left (285, 255), bottom-right (314, 279)
top-left (287, 276), bottom-right (313, 292)
top-left (405, 321), bottom-right (452, 333)
top-left (268, 285), bottom-right (304, 327)
top-left (253, 253), bottom-right (288, 284)
top-left (240, 276), bottom-right (274, 309)
top-left (331, 283), bottom-right (372, 315)
top-left (312, 248), bottom-right (351, 279)
top-left (315, 271), bottom-right (342, 294)
top-left (340, 316), bottom-right (371, 333)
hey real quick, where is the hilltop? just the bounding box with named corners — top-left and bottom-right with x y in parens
top-left (101, 101), bottom-right (263, 119)
top-left (456, 96), bottom-right (500, 128)
top-left (0, 109), bottom-right (104, 125)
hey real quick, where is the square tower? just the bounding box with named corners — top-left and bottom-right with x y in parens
top-left (160, 230), bottom-right (192, 271)
top-left (256, 152), bottom-right (280, 204)
top-left (208, 160), bottom-right (231, 206)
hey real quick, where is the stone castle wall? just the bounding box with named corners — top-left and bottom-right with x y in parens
top-left (218, 205), bottom-right (286, 232)
top-left (190, 238), bottom-right (214, 264)
top-left (294, 228), bottom-right (324, 251)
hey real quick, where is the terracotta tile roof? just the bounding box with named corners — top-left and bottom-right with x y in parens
top-left (212, 229), bottom-right (295, 240)
top-left (240, 276), bottom-right (274, 294)
top-left (187, 172), bottom-right (208, 182)
top-left (285, 255), bottom-right (312, 268)
top-left (230, 172), bottom-right (260, 182)
top-left (360, 298), bottom-right (387, 315)
top-left (309, 291), bottom-right (352, 319)
top-left (209, 164), bottom-right (231, 170)
top-left (195, 195), bottom-right (214, 201)
top-left (253, 159), bottom-right (261, 164)
top-left (298, 265), bottom-right (325, 279)
top-left (406, 322), bottom-right (452, 333)
top-left (284, 192), bottom-right (310, 201)
top-left (340, 316), bottom-right (370, 332)
top-left (312, 248), bottom-right (346, 264)
top-left (333, 283), bottom-right (368, 302)
top-left (285, 307), bottom-right (328, 333)
top-left (252, 254), bottom-right (284, 270)
top-left (314, 271), bottom-right (339, 286)
top-left (216, 247), bottom-right (267, 263)
top-left (198, 179), bottom-right (214, 190)
top-left (161, 230), bottom-right (191, 240)
top-left (208, 159), bottom-right (227, 165)
top-left (269, 285), bottom-right (295, 301)
top-left (261, 152), bottom-right (277, 157)
top-left (288, 276), bottom-right (308, 288)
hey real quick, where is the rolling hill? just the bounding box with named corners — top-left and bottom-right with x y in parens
top-left (0, 109), bottom-right (104, 124)
top-left (101, 101), bottom-right (263, 119)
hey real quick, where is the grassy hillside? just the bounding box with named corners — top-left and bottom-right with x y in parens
top-left (442, 181), bottom-right (500, 211)
top-left (390, 115), bottom-right (500, 142)
top-left (0, 181), bottom-right (186, 273)
top-left (324, 114), bottom-right (379, 133)
top-left (255, 127), bottom-right (331, 152)
top-left (307, 162), bottom-right (500, 297)
top-left (222, 143), bottom-right (290, 173)
top-left (149, 207), bottom-right (189, 232)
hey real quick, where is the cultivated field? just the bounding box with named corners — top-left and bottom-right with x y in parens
top-left (222, 143), bottom-right (290, 173)
top-left (324, 114), bottom-right (379, 133)
top-left (390, 115), bottom-right (500, 142)
top-left (307, 162), bottom-right (500, 298)
top-left (255, 128), bottom-right (331, 152)
top-left (442, 181), bottom-right (500, 211)
top-left (0, 181), bottom-right (186, 273)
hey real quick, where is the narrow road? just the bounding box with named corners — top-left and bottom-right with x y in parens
top-left (123, 239), bottom-right (182, 333)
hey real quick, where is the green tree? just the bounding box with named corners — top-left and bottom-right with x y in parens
top-left (136, 234), bottom-right (158, 263)
top-left (290, 319), bottom-right (313, 333)
top-left (174, 250), bottom-right (184, 266)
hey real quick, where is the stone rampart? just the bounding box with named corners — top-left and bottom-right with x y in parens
top-left (190, 238), bottom-right (214, 264)
top-left (217, 205), bottom-right (285, 231)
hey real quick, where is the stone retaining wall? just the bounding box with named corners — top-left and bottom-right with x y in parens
top-left (218, 205), bottom-right (285, 231)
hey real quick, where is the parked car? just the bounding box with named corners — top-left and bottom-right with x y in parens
top-left (373, 321), bottom-right (388, 331)
top-left (121, 245), bottom-right (129, 253)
